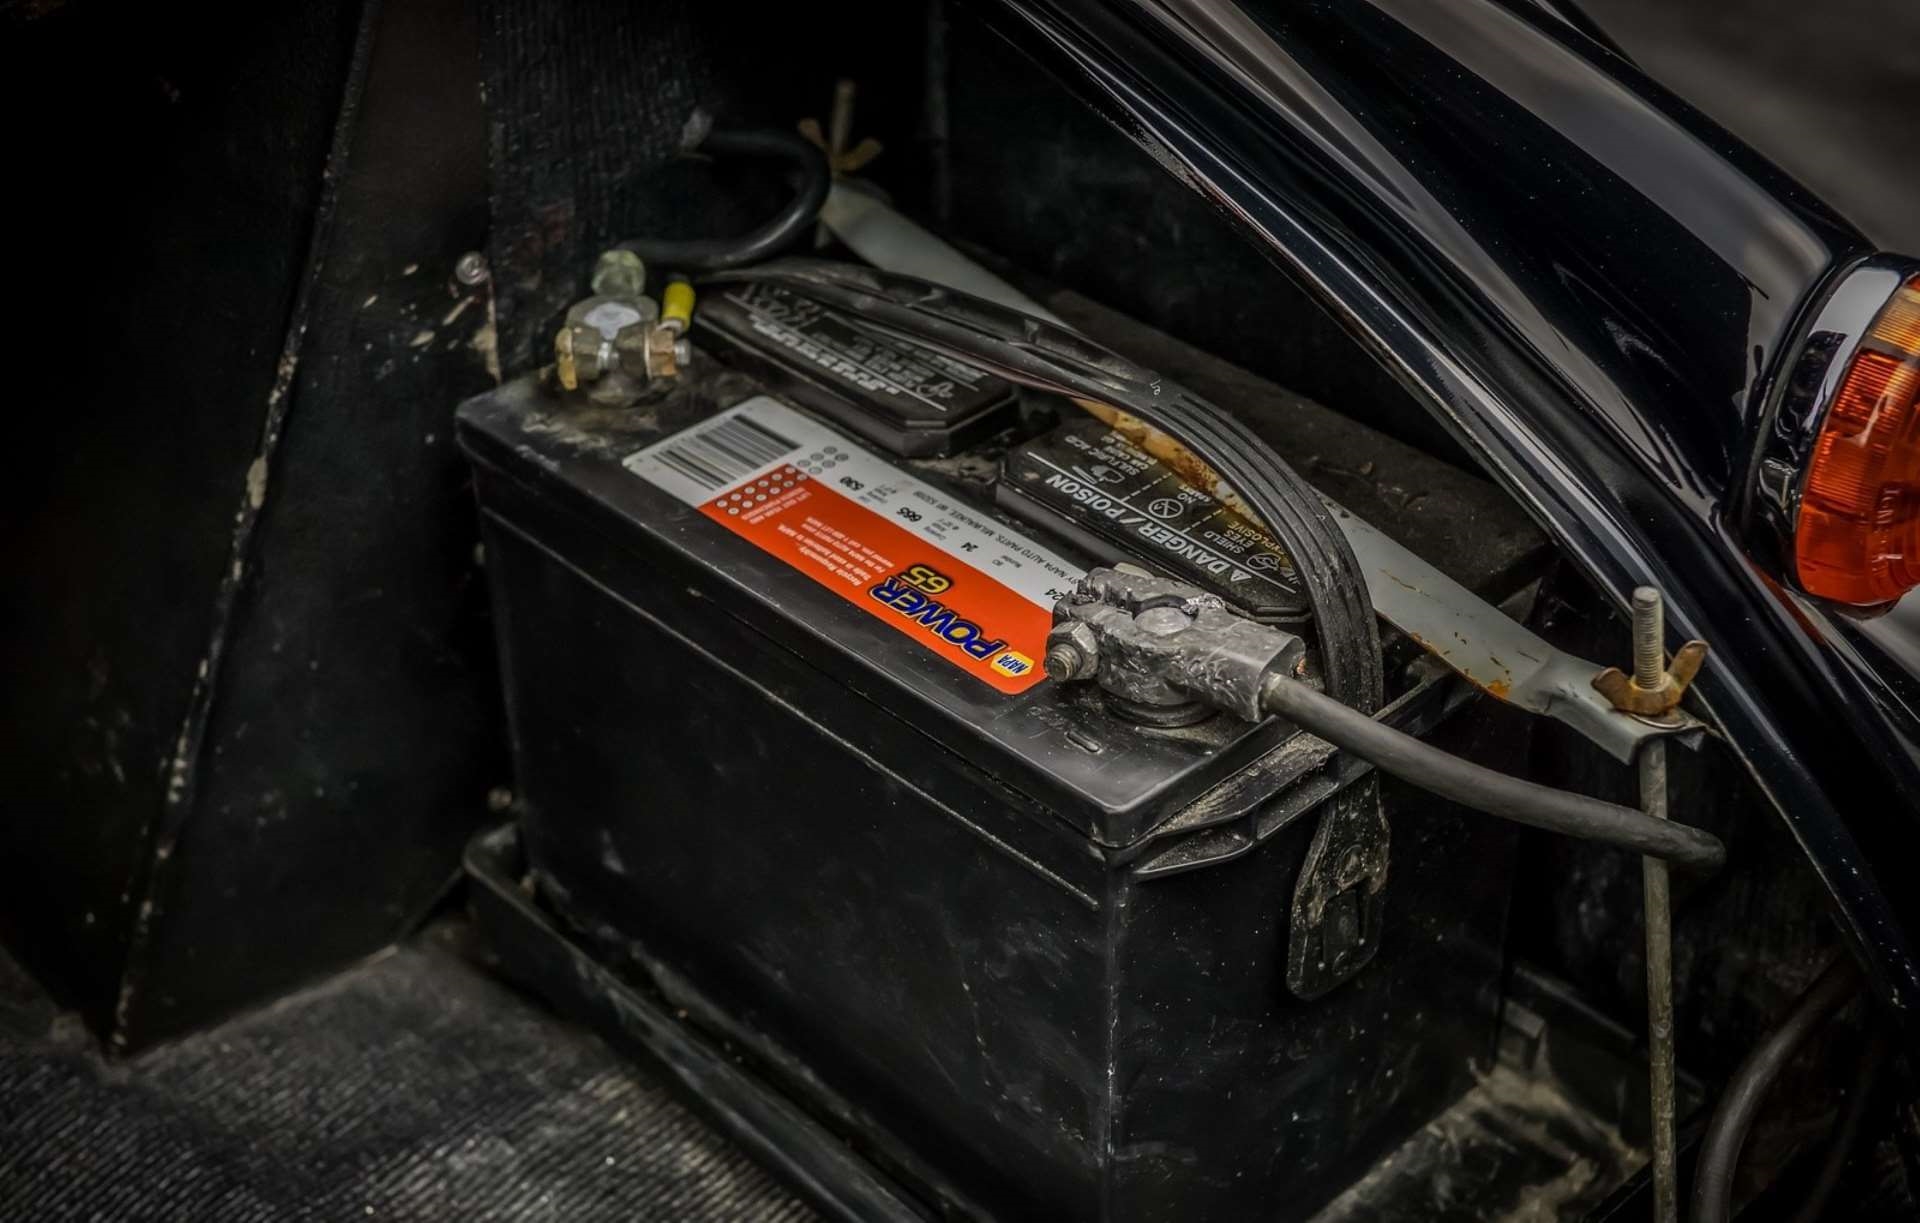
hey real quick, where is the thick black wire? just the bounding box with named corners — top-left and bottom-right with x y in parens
top-left (1692, 956), bottom-right (1861, 1223)
top-left (1257, 673), bottom-right (1726, 870)
top-left (617, 129), bottom-right (829, 273)
top-left (1789, 1023), bottom-right (1891, 1223)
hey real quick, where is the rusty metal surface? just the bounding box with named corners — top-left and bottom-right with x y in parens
top-left (1325, 501), bottom-right (1704, 763)
top-left (1594, 640), bottom-right (1711, 717)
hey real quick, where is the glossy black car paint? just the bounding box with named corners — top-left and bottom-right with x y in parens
top-left (977, 0), bottom-right (1920, 1010)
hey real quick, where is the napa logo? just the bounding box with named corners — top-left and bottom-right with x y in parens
top-left (868, 564), bottom-right (1008, 663)
top-left (992, 650), bottom-right (1035, 677)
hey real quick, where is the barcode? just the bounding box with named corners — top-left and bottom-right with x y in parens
top-left (654, 413), bottom-right (799, 491)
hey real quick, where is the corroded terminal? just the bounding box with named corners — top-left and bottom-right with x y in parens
top-left (1047, 567), bottom-right (1305, 723)
top-left (548, 258), bottom-right (694, 406)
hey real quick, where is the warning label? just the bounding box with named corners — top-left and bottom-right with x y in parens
top-left (625, 396), bottom-right (1083, 693)
top-left (1002, 418), bottom-right (1307, 621)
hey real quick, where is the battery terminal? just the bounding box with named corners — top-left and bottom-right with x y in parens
top-left (1046, 568), bottom-right (1305, 726)
top-left (551, 251), bottom-right (695, 405)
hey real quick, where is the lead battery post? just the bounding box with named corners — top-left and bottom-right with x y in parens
top-left (550, 249), bottom-right (695, 404)
top-left (1047, 567), bottom-right (1307, 725)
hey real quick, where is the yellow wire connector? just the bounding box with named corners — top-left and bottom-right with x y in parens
top-left (661, 279), bottom-right (696, 335)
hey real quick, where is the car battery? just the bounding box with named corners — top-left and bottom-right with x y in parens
top-left (456, 283), bottom-right (1521, 1221)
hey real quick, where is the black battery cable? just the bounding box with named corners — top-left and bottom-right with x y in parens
top-left (1786, 1020), bottom-right (1890, 1223)
top-left (1258, 671), bottom-right (1724, 869)
top-left (1692, 955), bottom-right (1868, 1223)
top-left (616, 126), bottom-right (830, 273)
top-left (702, 257), bottom-right (1727, 873)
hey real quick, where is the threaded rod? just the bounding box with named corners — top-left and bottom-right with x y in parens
top-left (1632, 586), bottom-right (1665, 690)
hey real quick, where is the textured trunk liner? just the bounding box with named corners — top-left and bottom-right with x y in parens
top-left (0, 926), bottom-right (811, 1221)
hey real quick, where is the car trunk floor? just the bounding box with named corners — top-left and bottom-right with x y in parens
top-left (0, 923), bottom-right (812, 1221)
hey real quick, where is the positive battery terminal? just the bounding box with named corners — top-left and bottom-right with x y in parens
top-left (552, 250), bottom-right (695, 405)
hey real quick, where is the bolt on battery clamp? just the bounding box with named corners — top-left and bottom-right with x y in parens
top-left (551, 250), bottom-right (696, 407)
top-left (1046, 567), bottom-right (1307, 727)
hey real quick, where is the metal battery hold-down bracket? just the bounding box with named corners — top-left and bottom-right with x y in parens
top-left (1328, 502), bottom-right (1707, 764)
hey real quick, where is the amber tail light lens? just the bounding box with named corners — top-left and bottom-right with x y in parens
top-left (1795, 278), bottom-right (1920, 605)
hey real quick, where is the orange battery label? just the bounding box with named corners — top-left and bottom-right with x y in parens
top-left (626, 396), bottom-right (1084, 695)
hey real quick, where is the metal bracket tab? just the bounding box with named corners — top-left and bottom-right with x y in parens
top-left (1327, 502), bottom-right (1706, 763)
top-left (1286, 776), bottom-right (1388, 1000)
